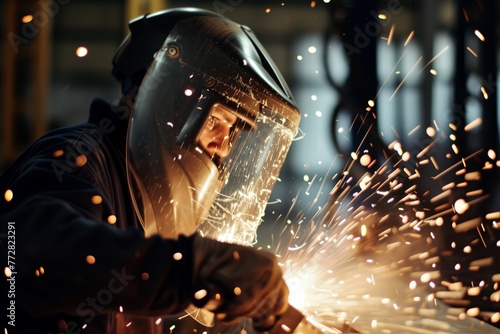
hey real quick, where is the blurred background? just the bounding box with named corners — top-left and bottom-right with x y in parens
top-left (1, 0), bottom-right (500, 330)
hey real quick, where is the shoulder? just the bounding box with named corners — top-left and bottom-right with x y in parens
top-left (0, 123), bottom-right (109, 191)
top-left (0, 117), bottom-right (134, 227)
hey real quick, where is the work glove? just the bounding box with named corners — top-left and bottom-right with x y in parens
top-left (191, 234), bottom-right (289, 330)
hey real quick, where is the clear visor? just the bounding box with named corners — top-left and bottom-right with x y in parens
top-left (197, 104), bottom-right (295, 245)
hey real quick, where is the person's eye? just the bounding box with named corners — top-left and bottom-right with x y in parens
top-left (207, 116), bottom-right (217, 130)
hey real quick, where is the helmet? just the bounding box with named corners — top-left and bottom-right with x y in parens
top-left (120, 8), bottom-right (300, 245)
top-left (112, 7), bottom-right (220, 94)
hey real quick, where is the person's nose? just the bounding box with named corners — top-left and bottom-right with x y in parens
top-left (203, 124), bottom-right (232, 158)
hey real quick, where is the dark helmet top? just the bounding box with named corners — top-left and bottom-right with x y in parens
top-left (119, 7), bottom-right (301, 245)
top-left (112, 8), bottom-right (219, 94)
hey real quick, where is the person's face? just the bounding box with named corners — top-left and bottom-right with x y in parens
top-left (197, 104), bottom-right (239, 159)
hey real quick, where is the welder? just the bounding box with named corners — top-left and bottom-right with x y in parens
top-left (0, 7), bottom-right (300, 334)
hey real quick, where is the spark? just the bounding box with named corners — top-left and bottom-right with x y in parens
top-left (463, 9), bottom-right (470, 22)
top-left (91, 195), bottom-right (102, 204)
top-left (374, 50), bottom-right (408, 101)
top-left (404, 30), bottom-right (415, 47)
top-left (22, 15), bottom-right (33, 23)
top-left (418, 45), bottom-right (450, 75)
top-left (389, 56), bottom-right (423, 101)
top-left (86, 255), bottom-right (96, 265)
top-left (107, 215), bottom-right (117, 224)
top-left (467, 46), bottom-right (478, 58)
top-left (4, 189), bottom-right (13, 202)
top-left (386, 24), bottom-right (395, 45)
top-left (75, 155), bottom-right (87, 167)
top-left (464, 118), bottom-right (482, 131)
top-left (481, 86), bottom-right (489, 99)
top-left (474, 30), bottom-right (486, 42)
top-left (75, 46), bottom-right (88, 58)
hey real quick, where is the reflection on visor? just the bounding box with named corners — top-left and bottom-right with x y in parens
top-left (196, 103), bottom-right (254, 163)
top-left (197, 104), bottom-right (239, 159)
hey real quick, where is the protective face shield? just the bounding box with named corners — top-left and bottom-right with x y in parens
top-left (126, 13), bottom-right (300, 245)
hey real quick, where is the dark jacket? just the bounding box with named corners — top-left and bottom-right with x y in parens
top-left (0, 98), bottom-right (195, 333)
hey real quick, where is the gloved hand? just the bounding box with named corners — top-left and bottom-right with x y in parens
top-left (191, 234), bottom-right (289, 330)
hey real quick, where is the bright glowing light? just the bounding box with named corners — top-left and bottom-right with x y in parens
top-left (426, 127), bottom-right (436, 137)
top-left (91, 195), bottom-right (102, 205)
top-left (193, 289), bottom-right (208, 300)
top-left (361, 225), bottom-right (367, 237)
top-left (107, 215), bottom-right (117, 224)
top-left (454, 199), bottom-right (469, 214)
top-left (474, 30), bottom-right (485, 41)
top-left (360, 154), bottom-right (371, 166)
top-left (22, 15), bottom-right (33, 23)
top-left (467, 308), bottom-right (480, 317)
top-left (401, 151), bottom-right (411, 162)
top-left (75, 155), bottom-right (87, 167)
top-left (481, 86), bottom-right (489, 99)
top-left (75, 46), bottom-right (88, 57)
top-left (4, 189), bottom-right (13, 202)
top-left (86, 255), bottom-right (96, 265)
top-left (487, 149), bottom-right (496, 160)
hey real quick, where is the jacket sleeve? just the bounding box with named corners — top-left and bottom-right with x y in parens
top-left (0, 128), bottom-right (195, 319)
